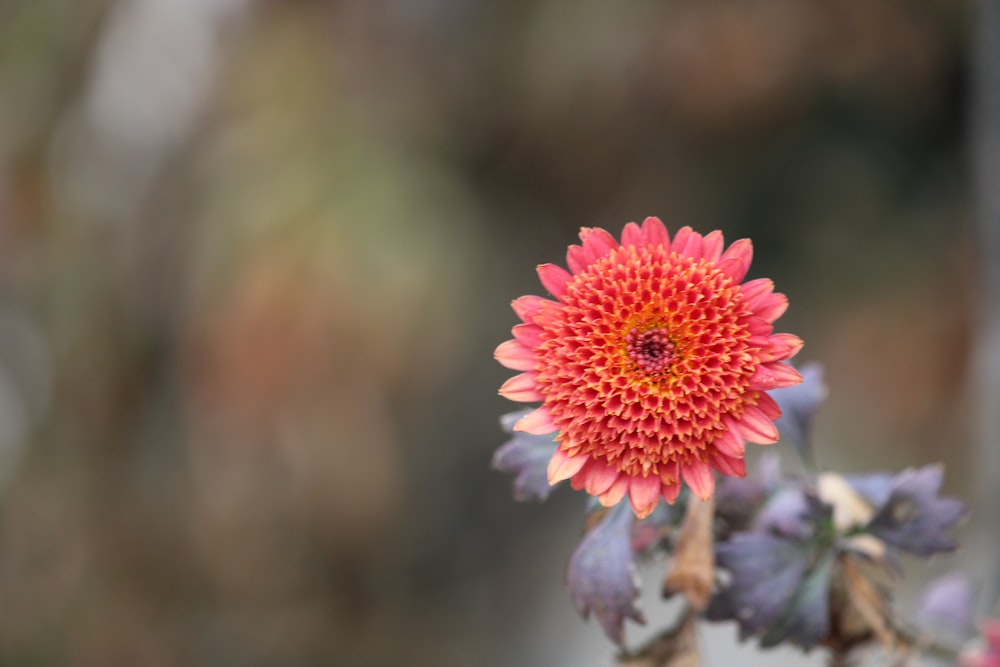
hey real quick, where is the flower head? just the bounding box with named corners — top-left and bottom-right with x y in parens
top-left (496, 217), bottom-right (803, 518)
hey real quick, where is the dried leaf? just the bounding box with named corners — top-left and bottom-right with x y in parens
top-left (839, 552), bottom-right (911, 652)
top-left (663, 496), bottom-right (715, 610)
top-left (619, 610), bottom-right (700, 667)
top-left (567, 500), bottom-right (644, 646)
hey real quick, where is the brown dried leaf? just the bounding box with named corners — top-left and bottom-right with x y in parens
top-left (619, 610), bottom-right (699, 667)
top-left (663, 496), bottom-right (715, 610)
top-left (839, 553), bottom-right (913, 654)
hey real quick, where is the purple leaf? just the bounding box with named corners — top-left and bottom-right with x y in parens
top-left (760, 553), bottom-right (835, 649)
top-left (865, 465), bottom-right (967, 557)
top-left (566, 501), bottom-right (644, 645)
top-left (916, 571), bottom-right (977, 638)
top-left (492, 410), bottom-right (560, 502)
top-left (844, 472), bottom-right (895, 507)
top-left (707, 533), bottom-right (812, 639)
top-left (772, 362), bottom-right (826, 466)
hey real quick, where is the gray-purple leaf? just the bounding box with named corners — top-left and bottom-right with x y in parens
top-left (566, 501), bottom-right (644, 646)
top-left (916, 571), bottom-right (977, 638)
top-left (492, 410), bottom-right (560, 502)
top-left (772, 362), bottom-right (826, 467)
top-left (707, 533), bottom-right (812, 639)
top-left (760, 553), bottom-right (835, 649)
top-left (844, 472), bottom-right (895, 508)
top-left (865, 464), bottom-right (967, 557)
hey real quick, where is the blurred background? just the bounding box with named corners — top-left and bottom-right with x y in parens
top-left (0, 0), bottom-right (997, 665)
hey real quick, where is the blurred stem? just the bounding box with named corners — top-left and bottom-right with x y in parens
top-left (970, 0), bottom-right (1000, 610)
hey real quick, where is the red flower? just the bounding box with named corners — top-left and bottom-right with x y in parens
top-left (496, 217), bottom-right (802, 518)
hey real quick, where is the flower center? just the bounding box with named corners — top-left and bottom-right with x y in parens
top-left (625, 327), bottom-right (675, 375)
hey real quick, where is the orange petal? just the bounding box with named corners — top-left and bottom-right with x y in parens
top-left (536, 263), bottom-right (572, 300)
top-left (499, 372), bottom-right (543, 402)
top-left (494, 339), bottom-right (535, 370)
top-left (629, 475), bottom-right (662, 519)
top-left (514, 407), bottom-right (558, 434)
top-left (547, 449), bottom-right (587, 484)
top-left (682, 461), bottom-right (716, 499)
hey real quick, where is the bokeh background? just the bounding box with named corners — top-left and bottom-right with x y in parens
top-left (1, 0), bottom-right (998, 665)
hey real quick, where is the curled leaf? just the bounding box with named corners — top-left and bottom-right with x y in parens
top-left (865, 465), bottom-right (967, 557)
top-left (492, 410), bottom-right (559, 502)
top-left (567, 500), bottom-right (644, 645)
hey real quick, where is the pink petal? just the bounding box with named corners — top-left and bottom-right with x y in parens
top-left (701, 230), bottom-right (725, 263)
top-left (565, 245), bottom-right (588, 274)
top-left (754, 333), bottom-right (803, 362)
top-left (740, 315), bottom-right (773, 336)
top-left (511, 294), bottom-right (548, 321)
top-left (579, 227), bottom-right (618, 262)
top-left (661, 481), bottom-right (682, 504)
top-left (621, 221), bottom-right (643, 247)
top-left (747, 361), bottom-right (798, 390)
top-left (755, 391), bottom-right (782, 419)
top-left (512, 323), bottom-right (543, 348)
top-left (740, 278), bottom-right (774, 310)
top-left (536, 263), bottom-right (572, 300)
top-left (514, 406), bottom-right (558, 434)
top-left (766, 362), bottom-right (802, 388)
top-left (580, 460), bottom-right (622, 495)
top-left (709, 450), bottom-right (746, 478)
top-left (598, 475), bottom-right (630, 507)
top-left (753, 293), bottom-right (789, 322)
top-left (671, 226), bottom-right (696, 257)
top-left (629, 475), bottom-right (662, 518)
top-left (641, 216), bottom-right (670, 249)
top-left (748, 362), bottom-right (802, 390)
top-left (547, 449), bottom-right (587, 484)
top-left (769, 333), bottom-right (804, 360)
top-left (682, 461), bottom-right (716, 499)
top-left (499, 372), bottom-right (543, 402)
top-left (717, 238), bottom-right (753, 282)
top-left (734, 404), bottom-right (779, 444)
top-left (713, 428), bottom-right (745, 458)
top-left (494, 339), bottom-right (535, 371)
